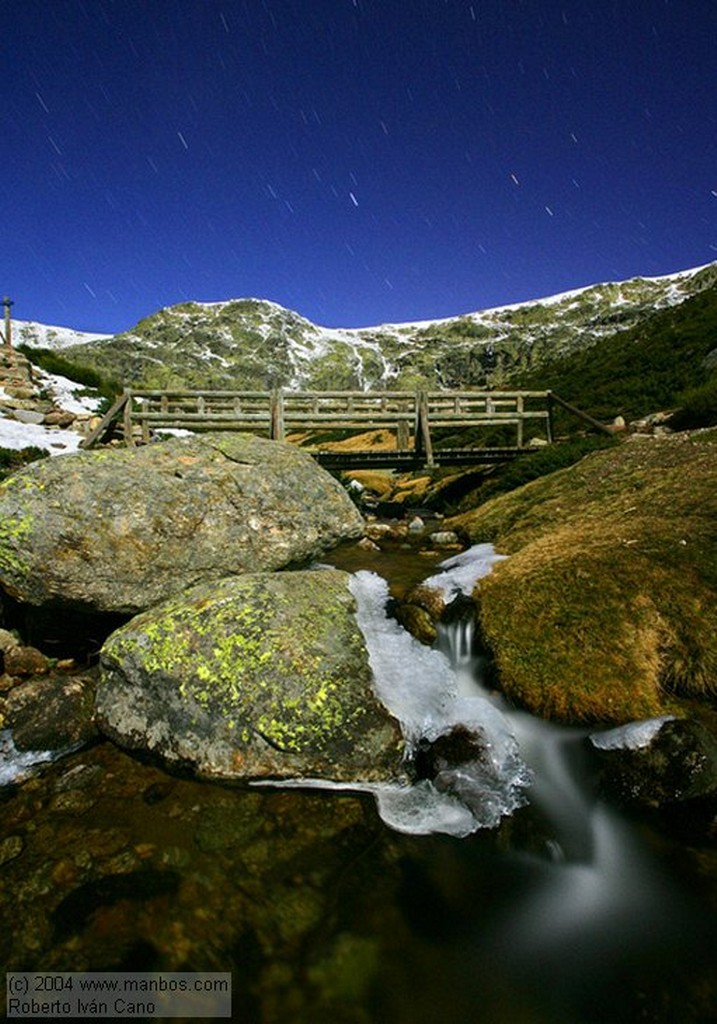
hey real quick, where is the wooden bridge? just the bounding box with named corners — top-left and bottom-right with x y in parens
top-left (82, 388), bottom-right (608, 468)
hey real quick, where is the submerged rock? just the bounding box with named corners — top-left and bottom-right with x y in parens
top-left (0, 432), bottom-right (363, 615)
top-left (97, 569), bottom-right (403, 783)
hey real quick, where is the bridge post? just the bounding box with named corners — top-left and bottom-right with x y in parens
top-left (414, 390), bottom-right (434, 468)
top-left (270, 388), bottom-right (285, 440)
top-left (546, 391), bottom-right (554, 443)
top-left (123, 390), bottom-right (135, 446)
top-left (397, 419), bottom-right (410, 450)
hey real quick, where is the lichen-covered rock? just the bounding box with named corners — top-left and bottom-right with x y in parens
top-left (0, 433), bottom-right (363, 614)
top-left (97, 569), bottom-right (404, 783)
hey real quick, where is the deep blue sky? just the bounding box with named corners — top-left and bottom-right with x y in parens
top-left (4, 0), bottom-right (717, 334)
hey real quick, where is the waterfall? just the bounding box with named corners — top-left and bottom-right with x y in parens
top-left (348, 568), bottom-right (532, 836)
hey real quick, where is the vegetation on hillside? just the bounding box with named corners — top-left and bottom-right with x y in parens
top-left (18, 346), bottom-right (121, 402)
top-left (514, 286), bottom-right (717, 425)
top-left (0, 447), bottom-right (47, 482)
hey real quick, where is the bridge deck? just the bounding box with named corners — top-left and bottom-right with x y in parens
top-left (314, 447), bottom-right (533, 469)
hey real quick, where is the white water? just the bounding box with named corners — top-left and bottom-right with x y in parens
top-left (343, 542), bottom-right (690, 992)
top-left (349, 545), bottom-right (531, 837)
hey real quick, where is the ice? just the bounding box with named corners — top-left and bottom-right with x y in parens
top-left (0, 729), bottom-right (56, 786)
top-left (590, 716), bottom-right (675, 751)
top-left (422, 542), bottom-right (508, 602)
top-left (349, 570), bottom-right (456, 741)
top-left (349, 563), bottom-right (530, 835)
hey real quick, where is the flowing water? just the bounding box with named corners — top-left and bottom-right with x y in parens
top-left (1, 545), bottom-right (716, 1022)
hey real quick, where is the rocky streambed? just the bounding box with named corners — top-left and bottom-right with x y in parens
top-left (2, 431), bottom-right (717, 1022)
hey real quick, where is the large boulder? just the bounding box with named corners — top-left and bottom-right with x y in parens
top-left (0, 433), bottom-right (363, 614)
top-left (96, 569), bottom-right (404, 783)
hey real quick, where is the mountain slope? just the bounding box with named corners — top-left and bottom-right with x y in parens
top-left (45, 261), bottom-right (717, 394)
top-left (514, 284), bottom-right (717, 422)
top-left (13, 320), bottom-right (110, 350)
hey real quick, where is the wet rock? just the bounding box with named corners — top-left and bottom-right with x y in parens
top-left (0, 432), bottom-right (363, 615)
top-left (429, 531), bottom-right (460, 548)
top-left (97, 569), bottom-right (404, 784)
top-left (0, 628), bottom-right (19, 652)
top-left (414, 724), bottom-right (489, 780)
top-left (0, 834), bottom-right (24, 866)
top-left (394, 583), bottom-right (448, 645)
top-left (5, 670), bottom-right (98, 751)
top-left (356, 537), bottom-right (380, 552)
top-left (590, 716), bottom-right (717, 817)
top-left (0, 673), bottom-right (18, 693)
top-left (403, 584), bottom-right (446, 622)
top-left (4, 645), bottom-right (50, 676)
top-left (391, 602), bottom-right (437, 646)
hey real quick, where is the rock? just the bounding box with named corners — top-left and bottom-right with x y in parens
top-left (590, 716), bottom-right (717, 809)
top-left (0, 835), bottom-right (24, 866)
top-left (43, 410), bottom-right (76, 427)
top-left (12, 409), bottom-right (45, 425)
top-left (5, 670), bottom-right (98, 751)
top-left (356, 537), bottom-right (380, 552)
top-left (0, 628), bottom-right (19, 652)
top-left (392, 602), bottom-right (437, 646)
top-left (3, 645), bottom-right (50, 676)
top-left (97, 569), bottom-right (404, 783)
top-left (0, 432), bottom-right (364, 615)
top-left (429, 531), bottom-right (460, 548)
top-left (407, 516), bottom-right (425, 533)
top-left (403, 584), bottom-right (447, 622)
top-left (0, 673), bottom-right (18, 693)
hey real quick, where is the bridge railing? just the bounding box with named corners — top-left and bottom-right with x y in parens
top-left (81, 387), bottom-right (608, 464)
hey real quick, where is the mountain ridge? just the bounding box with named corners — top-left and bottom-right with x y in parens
top-left (16, 260), bottom-right (717, 394)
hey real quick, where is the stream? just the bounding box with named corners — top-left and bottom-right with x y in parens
top-left (1, 543), bottom-right (716, 1022)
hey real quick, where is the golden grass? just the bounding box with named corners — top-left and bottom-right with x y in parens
top-left (455, 434), bottom-right (717, 723)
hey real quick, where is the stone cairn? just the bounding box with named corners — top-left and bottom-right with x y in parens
top-left (0, 348), bottom-right (98, 447)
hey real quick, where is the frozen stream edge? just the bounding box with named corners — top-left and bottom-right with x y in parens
top-left (348, 545), bottom-right (531, 837)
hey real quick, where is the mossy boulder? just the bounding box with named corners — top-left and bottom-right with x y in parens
top-left (0, 433), bottom-right (363, 615)
top-left (448, 432), bottom-right (717, 724)
top-left (96, 569), bottom-right (404, 783)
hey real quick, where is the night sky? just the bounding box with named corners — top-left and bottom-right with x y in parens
top-left (4, 0), bottom-right (717, 334)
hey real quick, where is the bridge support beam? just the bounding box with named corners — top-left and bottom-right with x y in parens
top-left (414, 390), bottom-right (435, 468)
top-left (270, 388), bottom-right (285, 441)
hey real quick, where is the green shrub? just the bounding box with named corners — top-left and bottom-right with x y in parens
top-left (0, 446), bottom-right (48, 481)
top-left (18, 346), bottom-right (121, 401)
top-left (455, 435), bottom-right (616, 510)
top-left (671, 376), bottom-right (717, 429)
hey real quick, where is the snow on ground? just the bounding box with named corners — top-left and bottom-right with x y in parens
top-left (37, 370), bottom-right (103, 415)
top-left (0, 415), bottom-right (83, 455)
top-left (0, 370), bottom-right (100, 455)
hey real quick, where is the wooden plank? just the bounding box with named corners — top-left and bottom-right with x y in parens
top-left (79, 392), bottom-right (129, 449)
top-left (549, 391), bottom-right (613, 435)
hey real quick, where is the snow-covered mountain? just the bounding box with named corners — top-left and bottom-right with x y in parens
top-left (14, 320), bottom-right (110, 350)
top-left (27, 261), bottom-right (717, 392)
